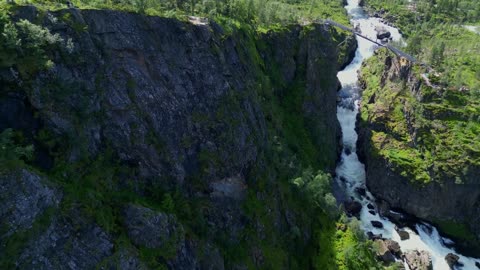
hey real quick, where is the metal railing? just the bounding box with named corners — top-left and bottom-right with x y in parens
top-left (324, 19), bottom-right (417, 63)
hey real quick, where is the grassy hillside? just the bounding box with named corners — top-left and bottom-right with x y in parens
top-left (16, 0), bottom-right (350, 26)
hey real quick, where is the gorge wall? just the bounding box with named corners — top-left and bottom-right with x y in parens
top-left (357, 49), bottom-right (480, 256)
top-left (0, 6), bottom-right (356, 269)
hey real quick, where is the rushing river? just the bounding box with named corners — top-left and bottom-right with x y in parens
top-left (334, 0), bottom-right (480, 269)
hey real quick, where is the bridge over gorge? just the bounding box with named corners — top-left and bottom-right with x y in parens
top-left (323, 19), bottom-right (418, 64)
top-left (322, 19), bottom-right (441, 89)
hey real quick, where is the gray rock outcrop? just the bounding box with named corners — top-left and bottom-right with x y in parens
top-left (0, 169), bottom-right (60, 239)
top-left (17, 214), bottom-right (114, 270)
top-left (445, 253), bottom-right (459, 269)
top-left (123, 204), bottom-right (225, 269)
top-left (124, 204), bottom-right (184, 249)
top-left (404, 250), bottom-right (433, 270)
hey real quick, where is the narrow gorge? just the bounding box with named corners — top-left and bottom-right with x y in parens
top-left (0, 0), bottom-right (479, 269)
top-left (0, 3), bottom-right (358, 269)
top-left (334, 0), bottom-right (480, 269)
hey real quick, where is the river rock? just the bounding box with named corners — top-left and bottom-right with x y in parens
top-left (396, 227), bottom-right (410, 240)
top-left (344, 201), bottom-right (362, 216)
top-left (445, 253), bottom-right (459, 268)
top-left (385, 239), bottom-right (402, 256)
top-left (345, 147), bottom-right (352, 155)
top-left (371, 220), bottom-right (384, 228)
top-left (375, 26), bottom-right (391, 40)
top-left (367, 203), bottom-right (375, 210)
top-left (476, 261), bottom-right (480, 268)
top-left (404, 250), bottom-right (433, 270)
top-left (369, 210), bottom-right (376, 215)
top-left (386, 211), bottom-right (405, 226)
top-left (355, 187), bottom-right (366, 197)
top-left (374, 239), bottom-right (395, 263)
top-left (367, 231), bottom-right (383, 240)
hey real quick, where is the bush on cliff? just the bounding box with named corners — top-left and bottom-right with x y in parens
top-left (0, 9), bottom-right (63, 76)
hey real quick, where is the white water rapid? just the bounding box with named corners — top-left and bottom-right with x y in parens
top-left (334, 0), bottom-right (480, 269)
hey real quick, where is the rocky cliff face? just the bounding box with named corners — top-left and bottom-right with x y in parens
top-left (358, 50), bottom-right (480, 256)
top-left (0, 6), bottom-right (354, 269)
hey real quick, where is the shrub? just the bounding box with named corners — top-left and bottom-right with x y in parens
top-left (0, 11), bottom-right (63, 77)
top-left (0, 128), bottom-right (33, 173)
top-left (290, 168), bottom-right (339, 217)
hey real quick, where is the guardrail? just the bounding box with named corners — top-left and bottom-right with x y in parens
top-left (323, 19), bottom-right (417, 63)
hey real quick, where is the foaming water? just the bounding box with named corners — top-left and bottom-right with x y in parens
top-left (334, 0), bottom-right (480, 269)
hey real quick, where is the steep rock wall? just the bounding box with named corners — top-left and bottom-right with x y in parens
top-left (0, 6), bottom-right (355, 269)
top-left (357, 50), bottom-right (480, 256)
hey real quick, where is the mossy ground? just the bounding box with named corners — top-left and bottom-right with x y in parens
top-left (360, 49), bottom-right (480, 184)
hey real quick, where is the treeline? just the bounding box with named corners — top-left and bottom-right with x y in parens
top-left (367, 0), bottom-right (480, 24)
top-left (21, 0), bottom-right (348, 26)
top-left (366, 0), bottom-right (480, 92)
top-left (416, 0), bottom-right (480, 23)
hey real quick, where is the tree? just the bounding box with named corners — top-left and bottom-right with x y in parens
top-left (290, 169), bottom-right (339, 217)
top-left (430, 41), bottom-right (445, 67)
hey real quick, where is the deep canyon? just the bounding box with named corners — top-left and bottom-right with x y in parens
top-left (0, 0), bottom-right (479, 269)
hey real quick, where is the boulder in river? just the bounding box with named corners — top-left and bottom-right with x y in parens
top-left (395, 227), bottom-right (410, 241)
top-left (476, 261), bottom-right (480, 269)
top-left (344, 201), bottom-right (362, 217)
top-left (371, 220), bottom-right (384, 228)
top-left (374, 239), bottom-right (396, 264)
top-left (384, 239), bottom-right (402, 256)
top-left (367, 203), bottom-right (375, 210)
top-left (355, 187), bottom-right (366, 197)
top-left (375, 26), bottom-right (391, 40)
top-left (386, 210), bottom-right (406, 226)
top-left (445, 253), bottom-right (460, 269)
top-left (367, 231), bottom-right (383, 240)
top-left (404, 250), bottom-right (433, 270)
top-left (368, 210), bottom-right (376, 215)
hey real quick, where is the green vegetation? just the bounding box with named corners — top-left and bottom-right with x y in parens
top-left (0, 128), bottom-right (34, 173)
top-left (313, 215), bottom-right (383, 270)
top-left (435, 220), bottom-right (476, 242)
top-left (0, 1), bottom-right (387, 269)
top-left (3, 0), bottom-right (349, 27)
top-left (365, 0), bottom-right (480, 91)
top-left (360, 0), bottom-right (480, 183)
top-left (0, 7), bottom-right (64, 77)
top-left (290, 169), bottom-right (338, 217)
top-left (365, 0), bottom-right (480, 27)
top-left (360, 48), bottom-right (480, 183)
